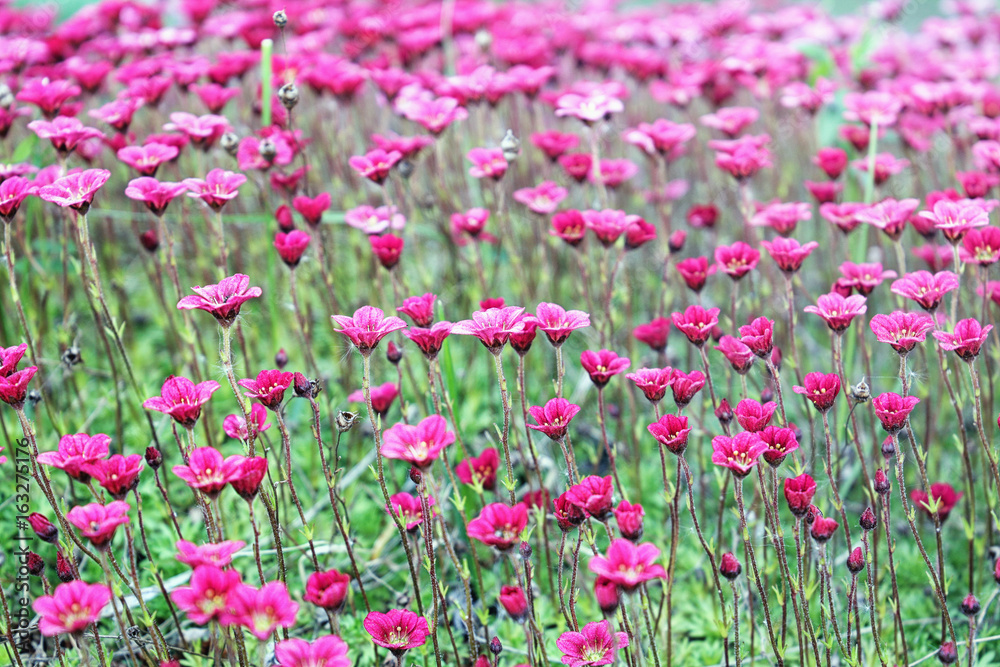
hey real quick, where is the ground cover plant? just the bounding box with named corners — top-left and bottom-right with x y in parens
top-left (3, 0), bottom-right (1000, 665)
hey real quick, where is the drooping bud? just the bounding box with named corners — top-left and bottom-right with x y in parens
top-left (594, 576), bottom-right (620, 614)
top-left (851, 378), bottom-right (871, 403)
top-left (760, 386), bottom-right (774, 403)
top-left (500, 129), bottom-right (520, 162)
top-left (960, 594), bottom-right (980, 616)
top-left (847, 547), bottom-right (864, 574)
top-left (26, 552), bottom-right (44, 576)
top-left (275, 348), bottom-right (289, 369)
top-left (874, 468), bottom-right (891, 496)
top-left (499, 586), bottom-right (528, 622)
top-left (386, 341), bottom-right (402, 365)
top-left (273, 9), bottom-right (288, 28)
top-left (881, 436), bottom-right (896, 459)
top-left (276, 205), bottom-right (295, 232)
top-left (144, 446), bottom-right (163, 470)
top-left (409, 467), bottom-right (422, 485)
top-left (278, 83), bottom-right (299, 110)
top-left (937, 641), bottom-right (958, 664)
top-left (860, 507), bottom-right (877, 531)
top-left (139, 229), bottom-right (159, 253)
top-left (715, 398), bottom-right (733, 426)
top-left (28, 513), bottom-right (58, 543)
top-left (56, 552), bottom-right (75, 582)
top-left (668, 229), bottom-right (686, 254)
top-left (292, 372), bottom-right (313, 398)
top-left (719, 552), bottom-right (742, 580)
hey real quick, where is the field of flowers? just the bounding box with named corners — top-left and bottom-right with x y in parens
top-left (3, 0), bottom-right (1000, 666)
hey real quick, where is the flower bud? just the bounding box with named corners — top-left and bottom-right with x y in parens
top-left (276, 204), bottom-right (295, 232)
top-left (489, 636), bottom-right (502, 656)
top-left (499, 585), bottom-right (528, 622)
top-left (720, 552), bottom-right (741, 580)
top-left (386, 341), bottom-right (402, 365)
top-left (397, 160), bottom-right (414, 180)
top-left (144, 446), bottom-right (163, 470)
top-left (220, 131), bottom-right (239, 156)
top-left (273, 9), bottom-right (288, 27)
top-left (847, 546), bottom-right (864, 574)
top-left (874, 468), bottom-right (891, 495)
top-left (139, 229), bottom-right (159, 253)
top-left (860, 507), bottom-right (877, 531)
top-left (938, 641), bottom-right (958, 664)
top-left (259, 139), bottom-right (277, 163)
top-left (715, 398), bottom-right (733, 426)
top-left (26, 552), bottom-right (44, 576)
top-left (56, 552), bottom-right (75, 582)
top-left (409, 467), bottom-right (422, 485)
top-left (293, 372), bottom-right (313, 398)
top-left (881, 436), bottom-right (896, 459)
top-left (500, 129), bottom-right (520, 162)
top-left (278, 83), bottom-right (299, 110)
top-left (594, 576), bottom-right (620, 614)
top-left (810, 516), bottom-right (839, 542)
top-left (760, 386), bottom-right (774, 403)
top-left (519, 541), bottom-right (532, 561)
top-left (614, 500), bottom-right (644, 541)
top-left (0, 83), bottom-right (13, 109)
top-left (770, 346), bottom-right (782, 370)
top-left (851, 378), bottom-right (871, 403)
top-left (960, 594), bottom-right (980, 616)
top-left (275, 348), bottom-right (289, 369)
top-left (29, 513), bottom-right (58, 543)
top-left (668, 229), bottom-right (686, 253)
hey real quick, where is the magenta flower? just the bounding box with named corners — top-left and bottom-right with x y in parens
top-left (467, 503), bottom-right (528, 551)
top-left (527, 398), bottom-right (581, 440)
top-left (793, 372), bottom-right (841, 412)
top-left (589, 539), bottom-right (667, 592)
top-left (625, 367), bottom-right (673, 403)
top-left (750, 201), bottom-right (812, 236)
top-left (532, 131), bottom-right (580, 160)
top-left (370, 233), bottom-right (404, 270)
top-left (624, 118), bottom-right (696, 157)
top-left (711, 431), bottom-right (768, 477)
top-left (0, 177), bottom-right (37, 222)
top-left (239, 370), bottom-right (294, 410)
top-left (712, 135), bottom-right (772, 181)
top-left (591, 158), bottom-right (638, 189)
top-left (396, 95), bottom-right (468, 135)
top-left (163, 112), bottom-right (230, 148)
top-left (671, 305), bottom-right (721, 346)
top-left (715, 241), bottom-right (760, 280)
top-left (28, 117), bottom-right (103, 154)
top-left (514, 181), bottom-right (568, 214)
top-left (580, 350), bottom-right (631, 387)
top-left (274, 231), bottom-right (311, 268)
top-left (177, 274), bottom-right (262, 325)
top-left (33, 581), bottom-right (110, 637)
top-left (714, 336), bottom-right (754, 374)
top-left (870, 311), bottom-right (935, 355)
top-left (613, 500), bottom-right (645, 541)
top-left (890, 271), bottom-right (959, 311)
top-left (467, 147), bottom-right (508, 180)
top-left (855, 198), bottom-right (920, 241)
top-left (582, 209), bottom-right (633, 247)
top-left (759, 426), bottom-right (800, 467)
top-left (566, 475), bottom-right (615, 520)
top-left (820, 202), bottom-right (866, 235)
top-left (348, 383), bottom-right (400, 418)
top-left (230, 457), bottom-right (268, 502)
top-left (387, 492), bottom-right (437, 531)
top-left (961, 227), bottom-right (1000, 265)
top-left (648, 414), bottom-right (691, 456)
top-left (0, 343), bottom-right (29, 377)
top-left (919, 199), bottom-right (990, 244)
top-left (838, 262), bottom-right (897, 296)
top-left (222, 582), bottom-right (298, 640)
top-left (734, 399), bottom-right (777, 432)
top-left (82, 454), bottom-right (144, 500)
top-left (223, 403), bottom-right (271, 440)
top-left (933, 318), bottom-right (993, 361)
top-left (332, 306), bottom-right (407, 355)
top-left (451, 208), bottom-right (490, 240)
top-left (380, 414), bottom-right (455, 468)
top-left (0, 364), bottom-right (38, 408)
top-left (274, 636), bottom-right (350, 667)
top-left (172, 447), bottom-right (246, 499)
top-left (183, 169), bottom-right (247, 211)
top-left (529, 302), bottom-right (590, 346)
top-left (405, 322), bottom-right (453, 359)
top-left (556, 620), bottom-right (629, 667)
top-left (873, 392), bottom-right (920, 433)
top-left (554, 91), bottom-right (624, 124)
top-left (175, 540), bottom-right (246, 569)
top-left (451, 306), bottom-right (526, 354)
top-left (739, 317), bottom-right (774, 358)
top-left (761, 237), bottom-right (819, 273)
top-left (670, 369), bottom-right (706, 409)
top-left (701, 106), bottom-right (758, 136)
top-left (293, 192), bottom-right (332, 228)
top-left (364, 608), bottom-right (429, 655)
top-left (304, 569), bottom-right (351, 612)
top-left (16, 78), bottom-right (81, 118)
top-left (124, 177), bottom-right (188, 217)
top-left (350, 148), bottom-right (402, 185)
top-left (36, 433), bottom-right (110, 481)
top-left (851, 153), bottom-right (909, 186)
top-left (171, 565), bottom-right (243, 625)
top-left (397, 293), bottom-right (437, 328)
top-left (143, 375), bottom-right (220, 428)
top-left (455, 448), bottom-right (499, 491)
top-left (844, 90), bottom-right (902, 127)
top-left (803, 293), bottom-right (867, 332)
top-left (37, 169), bottom-right (111, 212)
top-left (550, 210), bottom-right (587, 247)
top-left (633, 317), bottom-right (671, 352)
top-left (66, 501), bottom-right (130, 549)
top-left (911, 483), bottom-right (963, 522)
top-left (784, 474), bottom-right (817, 516)
top-left (117, 142), bottom-right (179, 177)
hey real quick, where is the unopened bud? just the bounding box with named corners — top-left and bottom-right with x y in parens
top-left (259, 138), bottom-right (277, 163)
top-left (760, 386), bottom-right (774, 403)
top-left (386, 341), bottom-right (402, 364)
top-left (519, 541), bottom-right (532, 561)
top-left (409, 467), bottom-right (422, 485)
top-left (860, 507), bottom-right (877, 531)
top-left (26, 552), bottom-right (44, 576)
top-left (56, 552), bottom-right (75, 582)
top-left (960, 594), bottom-right (980, 616)
top-left (489, 636), bottom-right (502, 655)
top-left (847, 546), bottom-right (864, 574)
top-left (397, 160), bottom-right (414, 180)
top-left (220, 131), bottom-right (239, 156)
top-left (276, 204), bottom-right (295, 232)
top-left (275, 348), bottom-right (289, 369)
top-left (938, 641), bottom-right (958, 664)
top-left (144, 446), bottom-right (163, 470)
top-left (719, 552), bottom-right (741, 580)
top-left (29, 513), bottom-right (58, 543)
top-left (715, 399), bottom-right (733, 426)
top-left (874, 468), bottom-right (891, 495)
top-left (139, 229), bottom-right (159, 252)
top-left (881, 436), bottom-right (896, 459)
top-left (273, 9), bottom-right (288, 28)
top-left (851, 378), bottom-right (870, 403)
top-left (0, 83), bottom-right (13, 109)
top-left (500, 129), bottom-right (520, 162)
top-left (668, 229), bottom-right (686, 253)
top-left (278, 82), bottom-right (299, 110)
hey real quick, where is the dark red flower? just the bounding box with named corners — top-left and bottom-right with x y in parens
top-left (784, 474), bottom-right (817, 517)
top-left (910, 483), bottom-right (962, 522)
top-left (566, 475), bottom-right (615, 520)
top-left (792, 372), bottom-right (841, 412)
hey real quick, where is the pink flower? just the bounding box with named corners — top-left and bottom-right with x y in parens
top-left (855, 198), bottom-right (920, 241)
top-left (870, 311), bottom-right (935, 355)
top-left (553, 492), bottom-right (587, 531)
top-left (223, 404), bottom-right (271, 440)
top-left (559, 153), bottom-right (594, 182)
top-left (0, 364), bottom-right (38, 409)
top-left (624, 217), bottom-right (657, 250)
top-left (911, 483), bottom-right (963, 522)
top-left (397, 96), bottom-right (468, 135)
top-left (230, 457), bottom-right (268, 502)
top-left (580, 350), bottom-right (631, 387)
top-left (451, 306), bottom-right (526, 353)
top-left (331, 306), bottom-right (407, 355)
top-left (363, 608), bottom-right (429, 655)
top-left (274, 636), bottom-right (350, 667)
top-left (734, 399), bottom-right (777, 432)
top-left (274, 231), bottom-right (311, 268)
top-left (0, 177), bottom-right (37, 222)
top-left (805, 180), bottom-right (842, 204)
top-left (17, 78), bottom-right (81, 118)
top-left (556, 620), bottom-right (629, 667)
top-left (172, 565), bottom-right (243, 625)
top-left (566, 476), bottom-right (615, 520)
top-left (701, 107), bottom-right (759, 137)
top-left (714, 336), bottom-right (754, 374)
top-left (589, 539), bottom-right (666, 591)
top-left (369, 234), bottom-right (404, 269)
top-left (625, 367), bottom-right (673, 403)
top-left (397, 293), bottom-right (437, 328)
top-left (350, 149), bottom-right (402, 185)
top-left (613, 500), bottom-right (645, 541)
top-left (550, 210), bottom-right (587, 247)
top-left (793, 373), bottom-right (841, 412)
top-left (371, 132), bottom-right (432, 159)
top-left (711, 431), bottom-right (768, 477)
top-left (28, 117), bottom-right (103, 154)
top-left (803, 293), bottom-right (867, 332)
top-left (0, 343), bottom-right (28, 377)
top-left (177, 274), bottom-right (262, 326)
top-left (455, 448), bottom-right (500, 491)
top-left (749, 201), bottom-right (812, 236)
top-left (532, 131), bottom-right (580, 160)
top-left (124, 177), bottom-right (188, 217)
top-left (405, 322), bottom-right (453, 359)
top-left (873, 393), bottom-right (920, 433)
top-left (467, 503), bottom-right (528, 551)
top-left (175, 540), bottom-right (246, 569)
top-left (813, 147), bottom-right (849, 180)
top-left (172, 447), bottom-right (245, 498)
top-left (66, 501), bottom-right (130, 549)
top-left (759, 426), bottom-right (799, 467)
top-left (239, 370), bottom-right (294, 410)
top-left (143, 375), bottom-right (220, 428)
top-left (784, 473), bottom-right (817, 516)
top-left (222, 582), bottom-right (298, 640)
top-left (933, 318), bottom-right (993, 361)
top-left (919, 199), bottom-right (991, 244)
top-left (713, 135), bottom-right (772, 181)
top-left (957, 171), bottom-right (1000, 198)
top-left (554, 91), bottom-right (624, 124)
top-left (838, 262), bottom-right (897, 296)
top-left (117, 143), bottom-right (179, 177)
top-left (529, 302), bottom-right (590, 346)
top-left (191, 83), bottom-right (240, 113)
top-left (293, 193), bottom-right (332, 228)
top-left (514, 181), bottom-right (568, 214)
top-left (527, 398), bottom-right (581, 440)
top-left (183, 169), bottom-right (246, 211)
top-left (647, 414), bottom-right (691, 456)
top-left (820, 202), bottom-right (866, 235)
top-left (163, 112), bottom-right (230, 149)
top-left (851, 153), bottom-right (909, 186)
top-left (89, 97), bottom-right (143, 131)
top-left (37, 169), bottom-right (111, 212)
top-left (961, 227), bottom-right (1000, 265)
top-left (675, 257), bottom-right (715, 292)
top-left (844, 91), bottom-right (902, 127)
top-left (623, 119), bottom-right (696, 156)
top-left (304, 570), bottom-right (351, 612)
top-left (33, 581), bottom-right (110, 636)
top-left (761, 237), bottom-right (818, 273)
top-left (82, 454), bottom-right (144, 499)
top-left (467, 148), bottom-right (508, 180)
top-left (37, 433), bottom-right (111, 481)
top-left (715, 242), bottom-right (760, 280)
top-left (890, 271), bottom-right (959, 311)
top-left (388, 492), bottom-right (436, 531)
top-left (591, 159), bottom-right (638, 189)
top-left (380, 415), bottom-right (455, 468)
top-left (582, 209), bottom-right (633, 247)
top-left (671, 305), bottom-right (721, 346)
top-left (670, 369), bottom-right (706, 409)
top-left (499, 585), bottom-right (529, 622)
